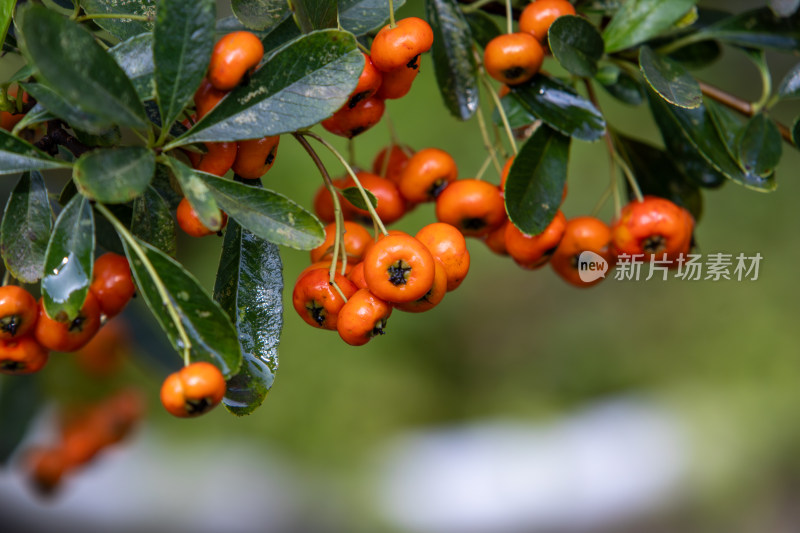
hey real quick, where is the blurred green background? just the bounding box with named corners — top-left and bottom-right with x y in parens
top-left (3, 1), bottom-right (800, 532)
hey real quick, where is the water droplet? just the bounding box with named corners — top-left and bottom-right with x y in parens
top-left (41, 253), bottom-right (88, 305)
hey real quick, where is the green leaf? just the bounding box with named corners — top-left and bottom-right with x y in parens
top-left (548, 15), bottom-right (604, 78)
top-left (639, 46), bottom-right (701, 109)
top-left (109, 33), bottom-right (156, 102)
top-left (495, 95), bottom-right (537, 129)
top-left (196, 172), bottom-right (325, 250)
top-left (168, 158), bottom-right (224, 232)
top-left (73, 147), bottom-right (156, 204)
top-left (504, 125), bottom-right (570, 235)
top-left (778, 61), bottom-right (800, 101)
top-left (698, 7), bottom-right (800, 51)
top-left (464, 11), bottom-right (501, 49)
top-left (290, 0), bottom-right (337, 32)
top-left (614, 133), bottom-right (703, 221)
top-left (793, 116), bottom-right (800, 148)
top-left (0, 172), bottom-right (53, 284)
top-left (509, 76), bottom-right (606, 141)
top-left (154, 0), bottom-right (215, 132)
top-left (22, 83), bottom-right (113, 135)
top-left (705, 99), bottom-right (743, 163)
top-left (259, 13), bottom-right (303, 53)
top-left (0, 375), bottom-right (42, 465)
top-left (80, 0), bottom-right (155, 41)
top-left (17, 5), bottom-right (148, 130)
top-left (0, 129), bottom-right (71, 175)
top-left (339, 0), bottom-right (407, 36)
top-left (168, 30), bottom-right (362, 146)
top-left (233, 0), bottom-right (290, 31)
top-left (426, 0), bottom-right (479, 121)
top-left (10, 106), bottom-right (56, 133)
top-left (736, 113), bottom-right (782, 177)
top-left (596, 66), bottom-right (644, 106)
top-left (667, 40), bottom-right (721, 69)
top-left (648, 90), bottom-right (775, 191)
top-left (214, 218), bottom-right (283, 415)
top-left (73, 125), bottom-right (123, 148)
top-left (603, 0), bottom-right (698, 53)
top-left (41, 195), bottom-right (95, 322)
top-left (131, 186), bottom-right (177, 257)
top-left (340, 186), bottom-right (378, 211)
top-left (0, 0), bottom-right (13, 51)
top-left (121, 237), bottom-right (241, 378)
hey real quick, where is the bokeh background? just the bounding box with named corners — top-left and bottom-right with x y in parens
top-left (2, 0), bottom-right (800, 531)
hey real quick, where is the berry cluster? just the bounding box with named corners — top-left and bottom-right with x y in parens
top-left (178, 31), bottom-right (279, 237)
top-left (22, 389), bottom-right (144, 496)
top-left (0, 252), bottom-right (135, 374)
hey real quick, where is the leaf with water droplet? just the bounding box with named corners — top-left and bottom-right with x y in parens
top-left (121, 236), bottom-right (242, 378)
top-left (195, 171), bottom-right (324, 250)
top-left (0, 172), bottom-right (53, 284)
top-left (41, 195), bottom-right (95, 322)
top-left (214, 216), bottom-right (283, 415)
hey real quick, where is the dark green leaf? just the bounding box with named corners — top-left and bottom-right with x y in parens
top-left (614, 133), bottom-right (703, 220)
top-left (73, 147), bottom-right (155, 204)
top-left (17, 5), bottom-right (148, 129)
top-left (639, 46), bottom-right (701, 108)
top-left (214, 218), bottom-right (283, 415)
top-left (0, 129), bottom-right (71, 175)
top-left (154, 0), bottom-right (215, 131)
top-left (340, 186), bottom-right (378, 211)
top-left (426, 0), bottom-right (479, 121)
top-left (121, 237), bottom-right (241, 378)
top-left (339, 0), bottom-right (406, 36)
top-left (167, 30), bottom-right (362, 146)
top-left (548, 15), bottom-right (603, 78)
top-left (793, 116), bottom-right (800, 147)
top-left (596, 66), bottom-right (645, 105)
top-left (132, 186), bottom-right (177, 256)
top-left (259, 13), bottom-right (303, 53)
top-left (648, 90), bottom-right (775, 191)
top-left (22, 83), bottom-right (113, 135)
top-left (290, 0), bottom-right (337, 32)
top-left (93, 204), bottom-right (129, 256)
top-left (705, 99), bottom-right (743, 162)
top-left (80, 0), bottom-right (155, 41)
top-left (196, 171), bottom-right (325, 250)
top-left (151, 163), bottom-right (184, 210)
top-left (0, 172), bottom-right (52, 284)
top-left (509, 76), bottom-right (606, 141)
top-left (10, 105), bottom-right (55, 133)
top-left (0, 375), bottom-right (42, 465)
top-left (603, 0), bottom-right (698, 53)
top-left (233, 0), bottom-right (290, 31)
top-left (698, 7), bottom-right (800, 51)
top-left (464, 11), bottom-right (501, 49)
top-left (770, 0), bottom-right (800, 17)
top-left (168, 158), bottom-right (224, 232)
top-left (0, 0), bottom-right (13, 51)
top-left (109, 33), bottom-right (156, 102)
top-left (736, 113), bottom-right (782, 177)
top-left (494, 95), bottom-right (537, 129)
top-left (667, 40), bottom-right (721, 69)
top-left (504, 125), bottom-right (570, 235)
top-left (778, 61), bottom-right (800, 100)
top-left (41, 195), bottom-right (95, 322)
top-left (73, 125), bottom-right (123, 148)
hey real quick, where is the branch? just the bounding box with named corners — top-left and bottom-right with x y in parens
top-left (34, 121), bottom-right (92, 157)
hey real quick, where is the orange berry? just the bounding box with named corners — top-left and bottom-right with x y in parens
top-left (208, 31), bottom-right (264, 90)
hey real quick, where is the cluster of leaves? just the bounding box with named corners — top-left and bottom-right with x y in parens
top-left (431, 0), bottom-right (799, 234)
top-left (1, 0), bottom-right (799, 421)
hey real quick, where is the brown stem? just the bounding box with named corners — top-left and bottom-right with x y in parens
top-left (698, 80), bottom-right (794, 146)
top-left (34, 121), bottom-right (91, 157)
